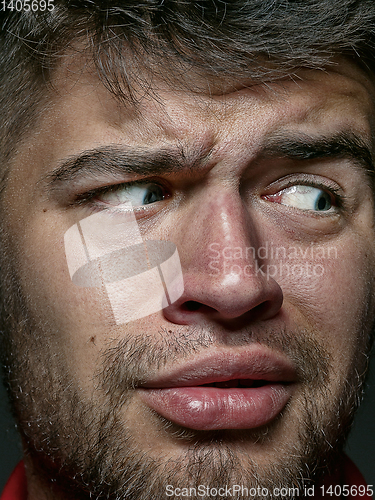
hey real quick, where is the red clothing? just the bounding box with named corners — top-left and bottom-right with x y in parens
top-left (1, 463), bottom-right (27, 500)
top-left (316, 456), bottom-right (373, 500)
top-left (0, 455), bottom-right (372, 499)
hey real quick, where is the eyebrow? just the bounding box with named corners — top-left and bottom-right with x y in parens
top-left (45, 144), bottom-right (203, 188)
top-left (45, 131), bottom-right (374, 191)
top-left (260, 131), bottom-right (374, 175)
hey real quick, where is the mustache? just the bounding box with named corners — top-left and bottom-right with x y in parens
top-left (98, 324), bottom-right (331, 399)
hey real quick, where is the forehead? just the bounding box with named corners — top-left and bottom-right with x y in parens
top-left (10, 57), bottom-right (375, 185)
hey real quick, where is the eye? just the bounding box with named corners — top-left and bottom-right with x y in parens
top-left (96, 182), bottom-right (168, 207)
top-left (265, 185), bottom-right (335, 212)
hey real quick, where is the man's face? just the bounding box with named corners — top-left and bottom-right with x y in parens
top-left (1, 57), bottom-right (375, 499)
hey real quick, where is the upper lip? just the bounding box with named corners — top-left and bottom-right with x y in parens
top-left (140, 346), bottom-right (298, 388)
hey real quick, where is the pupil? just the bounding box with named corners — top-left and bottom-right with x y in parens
top-left (316, 193), bottom-right (330, 211)
top-left (143, 185), bottom-right (163, 204)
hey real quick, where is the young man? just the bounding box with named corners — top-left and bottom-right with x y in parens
top-left (0, 1), bottom-right (375, 499)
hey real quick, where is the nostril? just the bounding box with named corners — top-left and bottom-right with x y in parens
top-left (183, 301), bottom-right (202, 311)
top-left (162, 271), bottom-right (283, 325)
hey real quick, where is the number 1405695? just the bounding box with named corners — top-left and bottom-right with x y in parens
top-left (1, 0), bottom-right (54, 11)
top-left (320, 485), bottom-right (374, 497)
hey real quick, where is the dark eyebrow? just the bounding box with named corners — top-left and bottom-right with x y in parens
top-left (45, 131), bottom-right (374, 191)
top-left (45, 144), bottom-right (198, 187)
top-left (261, 131), bottom-right (374, 175)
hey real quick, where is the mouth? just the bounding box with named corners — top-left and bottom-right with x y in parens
top-left (201, 379), bottom-right (271, 388)
top-left (138, 347), bottom-right (297, 431)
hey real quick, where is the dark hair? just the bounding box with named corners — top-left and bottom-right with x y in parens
top-left (1, 0), bottom-right (375, 185)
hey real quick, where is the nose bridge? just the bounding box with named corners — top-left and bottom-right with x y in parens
top-left (182, 187), bottom-right (259, 272)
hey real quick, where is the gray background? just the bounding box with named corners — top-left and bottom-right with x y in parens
top-left (0, 353), bottom-right (374, 491)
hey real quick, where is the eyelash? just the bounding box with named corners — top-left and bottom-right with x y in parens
top-left (70, 176), bottom-right (345, 215)
top-left (71, 179), bottom-right (169, 208)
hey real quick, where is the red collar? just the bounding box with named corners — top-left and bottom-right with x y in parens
top-left (1, 463), bottom-right (27, 500)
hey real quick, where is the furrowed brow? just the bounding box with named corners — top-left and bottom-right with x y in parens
top-left (44, 145), bottom-right (193, 187)
top-left (261, 131), bottom-right (374, 176)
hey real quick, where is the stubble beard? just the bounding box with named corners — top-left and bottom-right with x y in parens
top-left (0, 248), bottom-right (371, 500)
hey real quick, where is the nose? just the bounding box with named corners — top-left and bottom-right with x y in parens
top-left (163, 190), bottom-right (283, 326)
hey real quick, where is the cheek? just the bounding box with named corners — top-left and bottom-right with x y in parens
top-left (19, 228), bottom-right (111, 327)
top-left (278, 239), bottom-right (375, 375)
top-left (8, 210), bottom-right (172, 391)
top-left (6, 213), bottom-right (121, 386)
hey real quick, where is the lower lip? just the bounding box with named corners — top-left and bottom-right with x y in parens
top-left (139, 385), bottom-right (292, 430)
